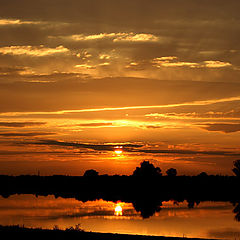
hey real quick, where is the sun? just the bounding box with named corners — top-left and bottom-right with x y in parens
top-left (114, 149), bottom-right (123, 155)
top-left (114, 204), bottom-right (123, 216)
top-left (114, 146), bottom-right (123, 155)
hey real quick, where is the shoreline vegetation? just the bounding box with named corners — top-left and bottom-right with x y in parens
top-left (0, 161), bottom-right (240, 238)
top-left (0, 225), bottom-right (217, 240)
top-left (1, 161), bottom-right (240, 219)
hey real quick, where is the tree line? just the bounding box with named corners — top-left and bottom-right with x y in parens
top-left (84, 159), bottom-right (240, 177)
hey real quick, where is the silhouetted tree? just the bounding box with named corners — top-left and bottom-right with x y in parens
top-left (233, 160), bottom-right (240, 177)
top-left (83, 169), bottom-right (99, 177)
top-left (132, 161), bottom-right (162, 177)
top-left (198, 172), bottom-right (208, 177)
top-left (166, 168), bottom-right (177, 177)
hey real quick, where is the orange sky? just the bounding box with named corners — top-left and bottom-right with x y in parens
top-left (0, 0), bottom-right (240, 175)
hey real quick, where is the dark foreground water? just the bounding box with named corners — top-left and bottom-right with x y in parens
top-left (0, 194), bottom-right (240, 239)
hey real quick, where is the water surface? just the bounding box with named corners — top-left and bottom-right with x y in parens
top-left (0, 194), bottom-right (240, 239)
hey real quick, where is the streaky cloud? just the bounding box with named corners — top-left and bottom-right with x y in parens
top-left (200, 123), bottom-right (240, 133)
top-left (77, 122), bottom-right (113, 127)
top-left (0, 121), bottom-right (46, 127)
top-left (0, 18), bottom-right (42, 25)
top-left (0, 132), bottom-right (55, 137)
top-left (24, 139), bottom-right (240, 156)
top-left (0, 45), bottom-right (69, 56)
top-left (26, 139), bottom-right (143, 152)
top-left (1, 95), bottom-right (240, 117)
top-left (0, 150), bottom-right (64, 155)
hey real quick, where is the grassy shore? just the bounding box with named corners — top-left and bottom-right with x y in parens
top-left (0, 225), bottom-right (217, 240)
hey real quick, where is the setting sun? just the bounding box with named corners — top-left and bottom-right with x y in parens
top-left (114, 146), bottom-right (123, 155)
top-left (114, 149), bottom-right (123, 155)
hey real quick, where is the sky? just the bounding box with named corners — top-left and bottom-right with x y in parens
top-left (0, 0), bottom-right (240, 175)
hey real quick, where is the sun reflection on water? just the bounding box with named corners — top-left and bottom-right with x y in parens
top-left (114, 203), bottom-right (123, 216)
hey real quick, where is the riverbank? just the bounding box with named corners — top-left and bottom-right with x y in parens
top-left (0, 225), bottom-right (217, 240)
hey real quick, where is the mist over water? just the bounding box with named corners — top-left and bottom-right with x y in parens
top-left (0, 194), bottom-right (240, 239)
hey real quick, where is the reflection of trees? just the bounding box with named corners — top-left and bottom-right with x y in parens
top-left (232, 202), bottom-right (240, 222)
top-left (187, 200), bottom-right (200, 209)
top-left (132, 198), bottom-right (162, 219)
top-left (132, 198), bottom-right (201, 219)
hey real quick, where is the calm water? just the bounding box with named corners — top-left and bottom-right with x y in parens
top-left (0, 194), bottom-right (240, 239)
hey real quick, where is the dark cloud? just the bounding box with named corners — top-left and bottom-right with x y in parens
top-left (1, 0), bottom-right (239, 23)
top-left (0, 150), bottom-right (64, 155)
top-left (77, 122), bottom-right (112, 127)
top-left (201, 123), bottom-right (240, 133)
top-left (24, 139), bottom-right (240, 156)
top-left (0, 122), bottom-right (46, 127)
top-left (145, 125), bottom-right (162, 129)
top-left (0, 24), bottom-right (50, 46)
top-left (26, 139), bottom-right (143, 152)
top-left (0, 66), bottom-right (25, 74)
top-left (0, 132), bottom-right (55, 137)
top-left (0, 0), bottom-right (239, 66)
top-left (130, 149), bottom-right (240, 156)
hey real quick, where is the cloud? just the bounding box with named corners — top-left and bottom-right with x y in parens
top-left (0, 132), bottom-right (55, 137)
top-left (75, 64), bottom-right (96, 69)
top-left (1, 77), bottom-right (240, 115)
top-left (0, 18), bottom-right (41, 26)
top-left (204, 60), bottom-right (232, 68)
top-left (66, 33), bottom-right (117, 41)
top-left (145, 110), bottom-right (240, 120)
top-left (154, 57), bottom-right (178, 61)
top-left (145, 125), bottom-right (163, 129)
top-left (59, 32), bottom-right (159, 43)
top-left (113, 33), bottom-right (159, 42)
top-left (23, 139), bottom-right (240, 156)
top-left (160, 62), bottom-right (199, 67)
top-left (152, 57), bottom-right (198, 68)
top-left (77, 122), bottom-right (113, 128)
top-left (0, 66), bottom-right (26, 76)
top-left (2, 94), bottom-right (240, 117)
top-left (152, 57), bottom-right (232, 69)
top-left (200, 123), bottom-right (240, 133)
top-left (0, 45), bottom-right (69, 56)
top-left (0, 122), bottom-right (46, 127)
top-left (129, 148), bottom-right (240, 156)
top-left (0, 150), bottom-right (64, 155)
top-left (26, 139), bottom-right (143, 152)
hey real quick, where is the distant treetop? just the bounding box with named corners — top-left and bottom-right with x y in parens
top-left (83, 169), bottom-right (99, 177)
top-left (132, 161), bottom-right (162, 177)
top-left (198, 172), bottom-right (208, 177)
top-left (166, 168), bottom-right (177, 177)
top-left (233, 160), bottom-right (240, 177)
